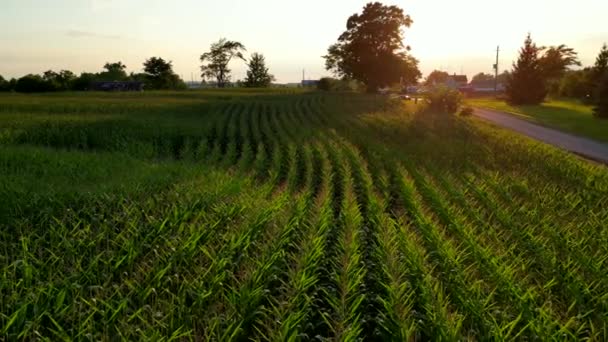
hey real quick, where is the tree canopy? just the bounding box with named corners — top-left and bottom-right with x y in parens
top-left (539, 44), bottom-right (580, 81)
top-left (244, 53), bottom-right (274, 88)
top-left (506, 34), bottom-right (547, 105)
top-left (143, 57), bottom-right (185, 90)
top-left (425, 70), bottom-right (450, 85)
top-left (470, 73), bottom-right (494, 84)
top-left (324, 2), bottom-right (420, 92)
top-left (200, 39), bottom-right (246, 88)
top-left (99, 62), bottom-right (128, 81)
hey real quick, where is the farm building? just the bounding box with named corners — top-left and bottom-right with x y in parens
top-left (445, 74), bottom-right (468, 89)
top-left (91, 81), bottom-right (144, 91)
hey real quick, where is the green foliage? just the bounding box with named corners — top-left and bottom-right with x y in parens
top-left (459, 105), bottom-right (474, 116)
top-left (426, 86), bottom-right (463, 113)
top-left (468, 97), bottom-right (608, 141)
top-left (592, 43), bottom-right (608, 84)
top-left (425, 70), bottom-right (450, 86)
top-left (558, 68), bottom-right (594, 100)
top-left (0, 75), bottom-right (10, 91)
top-left (317, 77), bottom-right (336, 91)
top-left (539, 44), bottom-right (580, 81)
top-left (244, 53), bottom-right (275, 88)
top-left (324, 2), bottom-right (420, 92)
top-left (99, 61), bottom-right (128, 81)
top-left (317, 77), bottom-right (362, 92)
top-left (14, 74), bottom-right (55, 93)
top-left (143, 57), bottom-right (186, 90)
top-left (1, 90), bottom-right (608, 340)
top-left (593, 73), bottom-right (608, 118)
top-left (470, 72), bottom-right (494, 84)
top-left (506, 34), bottom-right (547, 104)
top-left (200, 38), bottom-right (246, 87)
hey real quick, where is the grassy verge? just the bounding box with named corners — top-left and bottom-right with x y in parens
top-left (467, 97), bottom-right (608, 142)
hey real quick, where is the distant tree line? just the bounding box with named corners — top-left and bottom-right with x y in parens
top-left (0, 57), bottom-right (187, 93)
top-left (505, 34), bottom-right (608, 117)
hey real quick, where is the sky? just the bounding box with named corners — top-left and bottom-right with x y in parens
top-left (1, 0), bottom-right (607, 83)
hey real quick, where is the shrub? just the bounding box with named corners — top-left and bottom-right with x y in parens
top-left (459, 106), bottom-right (474, 117)
top-left (426, 86), bottom-right (462, 114)
top-left (317, 77), bottom-right (337, 91)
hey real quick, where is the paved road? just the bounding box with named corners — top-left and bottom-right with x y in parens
top-left (473, 107), bottom-right (608, 164)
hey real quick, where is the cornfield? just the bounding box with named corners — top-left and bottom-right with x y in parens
top-left (1, 90), bottom-right (607, 340)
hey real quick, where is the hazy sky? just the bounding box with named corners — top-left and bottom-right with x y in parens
top-left (1, 0), bottom-right (607, 83)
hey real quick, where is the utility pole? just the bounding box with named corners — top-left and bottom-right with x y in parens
top-left (494, 46), bottom-right (500, 94)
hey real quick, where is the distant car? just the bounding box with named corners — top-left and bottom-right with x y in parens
top-left (398, 94), bottom-right (411, 100)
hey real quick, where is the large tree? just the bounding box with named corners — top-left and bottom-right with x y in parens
top-left (324, 2), bottom-right (420, 92)
top-left (506, 34), bottom-right (547, 105)
top-left (143, 57), bottom-right (184, 89)
top-left (200, 39), bottom-right (246, 88)
top-left (539, 44), bottom-right (580, 94)
top-left (425, 70), bottom-right (449, 86)
top-left (244, 53), bottom-right (275, 88)
top-left (42, 70), bottom-right (76, 90)
top-left (539, 45), bottom-right (580, 80)
top-left (100, 62), bottom-right (128, 81)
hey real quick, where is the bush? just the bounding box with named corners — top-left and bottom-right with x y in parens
top-left (426, 86), bottom-right (463, 114)
top-left (317, 77), bottom-right (336, 91)
top-left (459, 106), bottom-right (474, 116)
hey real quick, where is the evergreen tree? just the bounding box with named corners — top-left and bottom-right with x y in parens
top-left (593, 43), bottom-right (608, 83)
top-left (506, 34), bottom-right (547, 104)
top-left (244, 53), bottom-right (274, 88)
top-left (593, 73), bottom-right (608, 118)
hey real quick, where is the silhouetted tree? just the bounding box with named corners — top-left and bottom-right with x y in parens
top-left (593, 73), bottom-right (608, 118)
top-left (99, 62), bottom-right (128, 81)
top-left (244, 53), bottom-right (274, 88)
top-left (42, 70), bottom-right (76, 91)
top-left (71, 73), bottom-right (97, 91)
top-left (539, 44), bottom-right (580, 94)
top-left (470, 72), bottom-right (495, 84)
top-left (425, 70), bottom-right (450, 86)
top-left (317, 77), bottom-right (336, 91)
top-left (592, 44), bottom-right (608, 84)
top-left (200, 39), bottom-right (246, 88)
top-left (15, 74), bottom-right (54, 93)
top-left (143, 57), bottom-right (185, 89)
top-left (540, 45), bottom-right (580, 80)
top-left (324, 2), bottom-right (420, 92)
top-left (506, 34), bottom-right (547, 104)
top-left (0, 75), bottom-right (10, 91)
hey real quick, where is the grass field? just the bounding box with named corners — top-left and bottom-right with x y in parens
top-left (1, 90), bottom-right (608, 340)
top-left (468, 97), bottom-right (608, 142)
